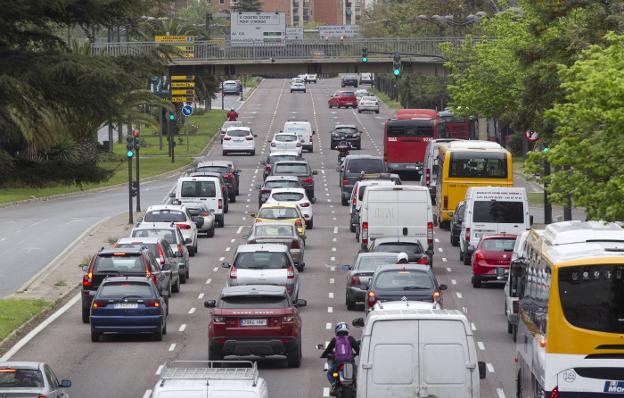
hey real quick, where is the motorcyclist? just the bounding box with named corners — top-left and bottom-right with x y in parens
top-left (227, 108), bottom-right (238, 121)
top-left (320, 322), bottom-right (360, 395)
top-left (396, 252), bottom-right (409, 264)
top-left (336, 140), bottom-right (351, 163)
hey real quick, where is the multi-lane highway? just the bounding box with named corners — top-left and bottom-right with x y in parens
top-left (6, 78), bottom-right (518, 398)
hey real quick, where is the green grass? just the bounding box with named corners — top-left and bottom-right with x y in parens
top-left (0, 299), bottom-right (50, 342)
top-left (243, 76), bottom-right (261, 89)
top-left (512, 157), bottom-right (527, 174)
top-left (371, 88), bottom-right (400, 110)
top-left (528, 192), bottom-right (544, 206)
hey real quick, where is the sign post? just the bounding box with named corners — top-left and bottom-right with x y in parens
top-left (182, 105), bottom-right (193, 153)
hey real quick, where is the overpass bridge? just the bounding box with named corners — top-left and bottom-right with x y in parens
top-left (91, 37), bottom-right (460, 76)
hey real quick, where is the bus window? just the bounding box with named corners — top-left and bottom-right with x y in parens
top-left (449, 152), bottom-right (508, 178)
top-left (388, 121), bottom-right (433, 137)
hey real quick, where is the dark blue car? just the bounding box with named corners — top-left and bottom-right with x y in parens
top-left (90, 276), bottom-right (167, 342)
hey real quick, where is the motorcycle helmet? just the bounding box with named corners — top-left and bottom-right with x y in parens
top-left (397, 252), bottom-right (409, 264)
top-left (335, 322), bottom-right (349, 336)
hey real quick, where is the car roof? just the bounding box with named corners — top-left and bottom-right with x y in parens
top-left (273, 160), bottom-right (308, 165)
top-left (375, 264), bottom-right (432, 273)
top-left (374, 300), bottom-right (440, 311)
top-left (116, 237), bottom-right (161, 245)
top-left (180, 175), bottom-right (221, 181)
top-left (284, 120), bottom-right (311, 125)
top-left (225, 126), bottom-right (251, 132)
top-left (101, 276), bottom-right (153, 284)
top-left (356, 252), bottom-right (400, 259)
top-left (236, 243), bottom-right (289, 253)
top-left (270, 187), bottom-right (306, 194)
top-left (98, 247), bottom-right (144, 255)
top-left (275, 132), bottom-right (298, 136)
top-left (147, 204), bottom-right (186, 211)
top-left (223, 80), bottom-right (237, 84)
top-left (253, 222), bottom-right (294, 229)
top-left (334, 124), bottom-right (357, 129)
top-left (0, 361), bottom-right (42, 370)
top-left (373, 237), bottom-right (422, 245)
top-left (265, 175), bottom-right (300, 182)
top-left (133, 225), bottom-right (177, 232)
top-left (221, 284), bottom-right (288, 297)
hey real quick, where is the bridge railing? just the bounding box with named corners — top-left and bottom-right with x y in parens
top-left (91, 37), bottom-right (464, 61)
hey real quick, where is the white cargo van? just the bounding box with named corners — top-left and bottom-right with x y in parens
top-left (282, 121), bottom-right (315, 152)
top-left (459, 187), bottom-right (531, 264)
top-left (175, 176), bottom-right (225, 227)
top-left (352, 309), bottom-right (486, 398)
top-left (359, 185), bottom-right (433, 251)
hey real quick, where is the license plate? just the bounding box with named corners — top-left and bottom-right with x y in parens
top-left (497, 268), bottom-right (509, 279)
top-left (114, 303), bottom-right (138, 309)
top-left (234, 139), bottom-right (243, 142)
top-left (240, 319), bottom-right (267, 327)
top-left (405, 164), bottom-right (417, 169)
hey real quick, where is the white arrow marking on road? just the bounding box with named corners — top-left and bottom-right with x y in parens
top-left (477, 341), bottom-right (485, 350)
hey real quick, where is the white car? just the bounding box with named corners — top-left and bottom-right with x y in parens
top-left (266, 187), bottom-right (314, 229)
top-left (290, 81), bottom-right (306, 93)
top-left (358, 95), bottom-right (380, 113)
top-left (305, 74), bottom-right (318, 83)
top-left (355, 88), bottom-right (370, 101)
top-left (270, 133), bottom-right (302, 155)
top-left (222, 127), bottom-right (256, 156)
top-left (140, 204), bottom-right (199, 256)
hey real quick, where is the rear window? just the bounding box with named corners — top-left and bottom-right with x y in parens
top-left (222, 121), bottom-right (242, 129)
top-left (227, 129), bottom-right (251, 137)
top-left (115, 243), bottom-right (158, 258)
top-left (269, 155), bottom-right (300, 164)
top-left (144, 210), bottom-right (186, 222)
top-left (94, 254), bottom-right (145, 273)
top-left (234, 252), bottom-right (290, 269)
top-left (99, 282), bottom-right (153, 297)
top-left (132, 229), bottom-right (178, 245)
top-left (254, 225), bottom-right (294, 237)
top-left (334, 127), bottom-right (358, 134)
top-left (356, 255), bottom-right (399, 271)
top-left (473, 201), bottom-right (523, 223)
top-left (374, 242), bottom-right (424, 262)
top-left (0, 368), bottom-right (44, 388)
top-left (271, 192), bottom-right (304, 202)
top-left (375, 270), bottom-right (434, 289)
top-left (482, 238), bottom-right (516, 252)
top-left (449, 152), bottom-right (508, 178)
top-left (340, 91), bottom-right (355, 97)
top-left (346, 159), bottom-right (384, 174)
top-left (180, 181), bottom-right (216, 198)
top-left (275, 135), bottom-right (298, 142)
top-left (257, 207), bottom-right (299, 219)
top-left (265, 180), bottom-right (301, 189)
top-left (219, 296), bottom-right (288, 308)
top-left (196, 166), bottom-right (228, 174)
top-left (387, 120), bottom-right (434, 137)
top-left (274, 163), bottom-right (308, 174)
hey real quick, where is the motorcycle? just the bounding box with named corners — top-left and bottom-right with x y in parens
top-left (317, 345), bottom-right (356, 398)
top-left (336, 141), bottom-right (352, 165)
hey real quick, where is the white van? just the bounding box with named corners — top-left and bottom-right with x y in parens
top-left (459, 187), bottom-right (531, 264)
top-left (359, 185), bottom-right (433, 251)
top-left (353, 309), bottom-right (486, 398)
top-left (421, 138), bottom-right (462, 201)
top-left (282, 121), bottom-right (315, 152)
top-left (175, 176), bottom-right (225, 227)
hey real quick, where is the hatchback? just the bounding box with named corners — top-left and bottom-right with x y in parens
top-left (90, 276), bottom-right (167, 341)
top-left (341, 75), bottom-right (359, 88)
top-left (247, 222), bottom-right (305, 269)
top-left (181, 201), bottom-right (216, 237)
top-left (330, 124), bottom-right (361, 150)
top-left (450, 201), bottom-right (465, 247)
top-left (130, 225), bottom-right (190, 280)
top-left (266, 187), bottom-right (314, 228)
top-left (340, 155), bottom-right (385, 205)
top-left (368, 237), bottom-right (432, 265)
top-left (223, 127), bottom-right (256, 156)
top-left (328, 91), bottom-right (357, 108)
top-left (270, 160), bottom-right (317, 200)
top-left (141, 205), bottom-right (199, 256)
top-left (253, 202), bottom-right (307, 239)
top-left (0, 362), bottom-right (71, 397)
top-left (270, 133), bottom-right (302, 155)
top-left (343, 252), bottom-right (399, 310)
top-left (256, 176), bottom-right (302, 207)
top-left (358, 95), bottom-right (380, 114)
top-left (471, 234), bottom-right (517, 288)
top-left (261, 151), bottom-right (302, 180)
top-left (219, 120), bottom-right (243, 143)
top-left (196, 160), bottom-right (241, 201)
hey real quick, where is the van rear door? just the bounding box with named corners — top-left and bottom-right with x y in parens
top-left (397, 189), bottom-right (429, 247)
top-left (366, 190), bottom-right (399, 241)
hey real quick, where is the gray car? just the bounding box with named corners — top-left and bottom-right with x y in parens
top-left (343, 252), bottom-right (399, 310)
top-left (130, 225), bottom-right (191, 283)
top-left (247, 222), bottom-right (305, 269)
top-left (339, 155), bottom-right (385, 205)
top-left (0, 361), bottom-right (71, 397)
top-left (222, 244), bottom-right (300, 300)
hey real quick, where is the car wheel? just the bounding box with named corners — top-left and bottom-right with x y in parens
top-left (154, 325), bottom-right (163, 341)
top-left (90, 331), bottom-right (101, 342)
top-left (251, 150), bottom-right (255, 156)
top-left (507, 320), bottom-right (513, 334)
top-left (463, 252), bottom-right (471, 265)
top-left (162, 321), bottom-right (167, 335)
top-left (512, 324), bottom-right (518, 342)
top-left (459, 248), bottom-right (464, 261)
top-left (375, 110), bottom-right (380, 114)
top-left (307, 218), bottom-right (314, 229)
top-left (341, 197), bottom-right (349, 206)
top-left (207, 225), bottom-right (215, 238)
top-left (82, 306), bottom-right (90, 324)
top-left (209, 343), bottom-right (224, 360)
top-left (186, 267), bottom-right (189, 279)
top-left (172, 276), bottom-right (180, 293)
top-left (180, 271), bottom-right (187, 284)
top-left (194, 241), bottom-right (198, 254)
top-left (472, 275), bottom-right (482, 288)
top-left (165, 296), bottom-right (170, 315)
top-left (189, 246), bottom-right (195, 257)
top-left (217, 216), bottom-right (224, 228)
top-left (287, 341), bottom-right (302, 368)
top-left (346, 295), bottom-right (356, 311)
top-left (229, 193), bottom-right (236, 203)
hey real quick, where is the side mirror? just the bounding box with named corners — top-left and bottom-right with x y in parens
top-left (221, 261), bottom-right (231, 268)
top-left (295, 298), bottom-right (307, 307)
top-left (478, 361), bottom-right (487, 379)
top-left (169, 192), bottom-right (175, 198)
top-left (250, 213), bottom-right (257, 218)
top-left (341, 264), bottom-right (352, 271)
top-left (194, 216), bottom-right (204, 228)
top-left (81, 264), bottom-right (89, 272)
top-left (235, 169), bottom-right (241, 174)
top-left (316, 343), bottom-right (325, 350)
top-left (530, 215), bottom-right (534, 226)
top-left (204, 299), bottom-right (217, 308)
top-left (255, 184), bottom-right (261, 190)
top-left (184, 238), bottom-right (192, 245)
top-left (312, 170), bottom-right (318, 175)
top-left (60, 380), bottom-right (72, 388)
top-left (254, 134), bottom-right (258, 137)
top-left (352, 318), bottom-right (365, 328)
top-left (439, 284), bottom-right (448, 291)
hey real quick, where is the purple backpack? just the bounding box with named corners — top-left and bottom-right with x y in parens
top-left (334, 335), bottom-right (354, 362)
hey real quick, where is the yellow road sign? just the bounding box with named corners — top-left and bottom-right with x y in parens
top-left (171, 82), bottom-right (195, 88)
top-left (171, 75), bottom-right (195, 81)
top-left (172, 89), bottom-right (194, 96)
top-left (155, 35), bottom-right (194, 43)
top-left (207, 38), bottom-right (225, 46)
top-left (171, 96), bottom-right (194, 103)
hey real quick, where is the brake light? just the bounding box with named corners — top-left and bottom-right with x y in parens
top-left (309, 137), bottom-right (313, 142)
top-left (299, 202), bottom-right (310, 207)
top-left (342, 178), bottom-right (349, 186)
top-left (443, 195), bottom-right (448, 209)
top-left (362, 222), bottom-right (368, 245)
top-left (223, 136), bottom-right (231, 140)
top-left (433, 290), bottom-right (441, 302)
top-left (291, 239), bottom-right (301, 249)
top-left (157, 245), bottom-right (165, 264)
top-left (295, 219), bottom-right (303, 228)
top-left (351, 275), bottom-right (361, 285)
top-left (223, 172), bottom-right (234, 179)
top-left (91, 300), bottom-right (107, 309)
top-left (287, 265), bottom-right (295, 279)
top-left (417, 256), bottom-right (429, 265)
top-left (425, 168), bottom-right (431, 185)
top-left (218, 199), bottom-right (223, 209)
top-left (283, 315), bottom-right (295, 322)
top-left (465, 227), bottom-right (471, 242)
top-left (367, 290), bottom-right (377, 307)
top-left (245, 136), bottom-right (253, 141)
top-left (427, 221), bottom-right (433, 248)
top-left (82, 271), bottom-right (93, 288)
top-left (352, 195), bottom-right (357, 207)
top-left (146, 269), bottom-right (158, 286)
top-left (302, 177), bottom-right (313, 184)
top-left (230, 265), bottom-right (237, 279)
top-left (145, 300), bottom-right (161, 308)
top-left (177, 223), bottom-right (192, 230)
top-left (549, 387), bottom-right (559, 398)
top-left (265, 164), bottom-right (272, 171)
top-left (475, 251), bottom-right (484, 263)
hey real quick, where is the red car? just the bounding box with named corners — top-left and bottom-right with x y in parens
top-left (471, 234), bottom-right (517, 288)
top-left (204, 285), bottom-right (307, 368)
top-left (328, 90), bottom-right (358, 108)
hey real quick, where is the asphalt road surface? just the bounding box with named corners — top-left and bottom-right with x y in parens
top-left (8, 78), bottom-right (523, 398)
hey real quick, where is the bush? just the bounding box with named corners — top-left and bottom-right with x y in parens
top-left (507, 132), bottom-right (524, 156)
top-left (4, 158), bottom-right (115, 187)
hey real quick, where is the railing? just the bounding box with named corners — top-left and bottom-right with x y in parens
top-left (91, 37), bottom-right (464, 61)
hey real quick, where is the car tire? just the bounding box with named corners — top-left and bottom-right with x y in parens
top-left (163, 321), bottom-right (167, 335)
top-left (307, 218), bottom-right (314, 229)
top-left (507, 320), bottom-right (513, 334)
top-left (189, 246), bottom-right (195, 257)
top-left (91, 331), bottom-right (101, 342)
top-left (154, 325), bottom-right (163, 341)
top-left (346, 295), bottom-right (356, 311)
top-left (350, 223), bottom-right (355, 233)
top-left (217, 216), bottom-right (224, 228)
top-left (472, 275), bottom-right (482, 288)
top-left (358, 110), bottom-right (362, 113)
top-left (180, 271), bottom-right (187, 284)
top-left (230, 193), bottom-right (236, 203)
top-left (82, 306), bottom-right (90, 324)
top-left (341, 197), bottom-right (349, 206)
top-left (512, 324), bottom-right (518, 342)
top-left (459, 248), bottom-right (464, 261)
top-left (287, 341), bottom-right (302, 368)
top-left (172, 276), bottom-right (180, 293)
top-left (209, 343), bottom-right (224, 361)
top-left (207, 225), bottom-right (215, 238)
top-left (463, 252), bottom-right (471, 265)
top-left (251, 150), bottom-right (256, 156)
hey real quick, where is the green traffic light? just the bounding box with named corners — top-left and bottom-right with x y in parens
top-left (127, 150), bottom-right (134, 158)
top-left (362, 56), bottom-right (368, 63)
top-left (543, 147), bottom-right (550, 153)
top-left (393, 69), bottom-right (400, 76)
top-left (168, 114), bottom-right (175, 121)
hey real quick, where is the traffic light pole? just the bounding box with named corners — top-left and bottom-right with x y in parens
top-left (128, 156), bottom-right (133, 225)
top-left (544, 158), bottom-right (552, 224)
top-left (135, 146), bottom-right (141, 212)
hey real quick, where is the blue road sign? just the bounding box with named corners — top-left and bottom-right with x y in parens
top-left (182, 105), bottom-right (193, 116)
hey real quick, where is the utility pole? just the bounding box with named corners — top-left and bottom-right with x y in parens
top-left (168, 112), bottom-right (176, 163)
top-left (543, 157), bottom-right (552, 225)
top-left (125, 135), bottom-right (135, 224)
top-left (133, 129), bottom-right (141, 212)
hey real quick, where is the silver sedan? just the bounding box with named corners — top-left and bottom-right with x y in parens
top-left (246, 222), bottom-right (305, 269)
top-left (0, 361), bottom-right (72, 397)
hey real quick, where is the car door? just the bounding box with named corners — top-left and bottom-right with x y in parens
top-left (162, 241), bottom-right (179, 276)
top-left (146, 252), bottom-right (169, 295)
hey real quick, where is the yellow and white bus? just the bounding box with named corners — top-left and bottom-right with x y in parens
top-left (435, 140), bottom-right (512, 226)
top-left (516, 221), bottom-right (624, 398)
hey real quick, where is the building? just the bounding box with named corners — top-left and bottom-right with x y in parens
top-left (314, 0), bottom-right (364, 25)
top-left (205, 0), bottom-right (312, 26)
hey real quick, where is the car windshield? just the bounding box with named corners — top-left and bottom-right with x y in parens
top-left (254, 225), bottom-right (294, 237)
top-left (274, 163), bottom-right (308, 174)
top-left (94, 254), bottom-right (145, 273)
top-left (449, 152), bottom-right (508, 178)
top-left (356, 255), bottom-right (399, 271)
top-left (234, 251), bottom-right (289, 269)
top-left (0, 368), bottom-right (44, 388)
top-left (257, 207), bottom-right (299, 219)
top-left (334, 127), bottom-right (357, 134)
top-left (346, 159), bottom-right (384, 174)
top-left (196, 166), bottom-right (228, 174)
top-left (132, 229), bottom-right (178, 245)
top-left (271, 192), bottom-right (304, 201)
top-left (482, 238), bottom-right (516, 252)
top-left (115, 243), bottom-right (159, 258)
top-left (99, 282), bottom-right (153, 298)
top-left (144, 210), bottom-right (186, 222)
top-left (265, 181), bottom-right (301, 189)
top-left (219, 296), bottom-right (288, 308)
top-left (375, 270), bottom-right (434, 290)
top-left (227, 129), bottom-right (251, 137)
top-left (180, 181), bottom-right (216, 198)
top-left (275, 135), bottom-right (298, 142)
top-left (374, 242), bottom-right (424, 261)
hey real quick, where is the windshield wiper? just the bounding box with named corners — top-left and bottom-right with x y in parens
top-left (403, 286), bottom-right (430, 290)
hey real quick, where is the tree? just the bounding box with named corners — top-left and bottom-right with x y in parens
top-left (231, 0), bottom-right (263, 13)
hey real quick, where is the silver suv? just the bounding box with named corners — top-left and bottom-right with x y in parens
top-left (222, 244), bottom-right (300, 300)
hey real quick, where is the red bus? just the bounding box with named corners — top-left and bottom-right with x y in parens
top-left (437, 109), bottom-right (476, 140)
top-left (384, 109), bottom-right (438, 174)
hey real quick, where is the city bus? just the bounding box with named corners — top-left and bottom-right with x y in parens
top-left (384, 109), bottom-right (438, 175)
top-left (516, 221), bottom-right (624, 398)
top-left (435, 140), bottom-right (512, 227)
top-left (438, 109), bottom-right (476, 140)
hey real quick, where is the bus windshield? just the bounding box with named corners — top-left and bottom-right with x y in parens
top-left (449, 152), bottom-right (507, 178)
top-left (387, 120), bottom-right (434, 138)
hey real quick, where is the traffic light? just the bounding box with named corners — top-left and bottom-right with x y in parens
top-left (131, 181), bottom-right (138, 197)
top-left (126, 135), bottom-right (134, 158)
top-left (132, 130), bottom-right (141, 150)
top-left (361, 47), bottom-right (368, 63)
top-left (543, 146), bottom-right (550, 154)
top-left (392, 53), bottom-right (401, 78)
top-left (168, 113), bottom-right (175, 122)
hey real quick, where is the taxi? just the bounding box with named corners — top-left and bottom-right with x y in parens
top-left (251, 202), bottom-right (307, 239)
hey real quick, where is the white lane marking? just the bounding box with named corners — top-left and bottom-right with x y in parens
top-left (321, 169), bottom-right (325, 174)
top-left (442, 257), bottom-right (447, 262)
top-left (168, 343), bottom-right (176, 352)
top-left (330, 266), bottom-right (336, 272)
top-left (487, 363), bottom-right (495, 373)
top-left (213, 267), bottom-right (219, 272)
top-left (462, 306), bottom-right (468, 313)
top-left (230, 238), bottom-right (236, 243)
top-left (242, 217), bottom-right (246, 221)
top-left (471, 322), bottom-right (477, 331)
top-left (451, 279), bottom-right (457, 285)
top-left (333, 226), bottom-right (338, 233)
top-left (438, 247), bottom-right (443, 253)
top-left (218, 257), bottom-right (224, 262)
top-left (446, 267), bottom-right (452, 272)
top-left (330, 256), bottom-right (335, 262)
top-left (188, 307), bottom-right (196, 314)
top-left (0, 293), bottom-right (80, 361)
top-left (179, 324), bottom-right (187, 332)
top-left (497, 388), bottom-right (506, 398)
top-left (254, 169), bottom-right (258, 174)
top-left (328, 307), bottom-right (333, 313)
top-left (477, 341), bottom-right (485, 350)
top-left (225, 246), bottom-right (231, 252)
top-left (434, 238), bottom-right (440, 243)
top-left (332, 217), bottom-right (337, 221)
top-left (323, 387), bottom-right (330, 397)
top-left (331, 247), bottom-right (336, 252)
top-left (332, 238), bottom-right (337, 242)
top-left (456, 292), bottom-right (463, 299)
top-left (143, 390), bottom-right (152, 398)
top-left (198, 292), bottom-right (206, 299)
top-left (329, 278), bottom-right (335, 284)
top-left (155, 364), bottom-right (164, 375)
top-left (236, 226), bottom-right (243, 234)
top-left (325, 322), bottom-right (332, 330)
top-left (329, 292), bottom-right (334, 299)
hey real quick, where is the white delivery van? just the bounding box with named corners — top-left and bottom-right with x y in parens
top-left (359, 185), bottom-right (433, 251)
top-left (175, 176), bottom-right (225, 227)
top-left (282, 121), bottom-right (315, 153)
top-left (459, 186), bottom-right (531, 264)
top-left (421, 138), bottom-right (462, 202)
top-left (353, 309), bottom-right (486, 398)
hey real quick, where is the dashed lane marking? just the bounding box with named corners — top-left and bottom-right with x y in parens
top-left (497, 388), bottom-right (506, 398)
top-left (329, 278), bottom-right (335, 284)
top-left (168, 343), bottom-right (176, 352)
top-left (198, 292), bottom-right (205, 299)
top-left (323, 387), bottom-right (330, 397)
top-left (330, 266), bottom-right (336, 272)
top-left (218, 257), bottom-right (224, 262)
top-left (143, 390), bottom-right (152, 398)
top-left (230, 238), bottom-right (236, 243)
top-left (442, 257), bottom-right (448, 262)
top-left (225, 247), bottom-right (231, 252)
top-left (213, 267), bottom-right (219, 272)
top-left (451, 279), bottom-right (457, 285)
top-left (155, 365), bottom-right (164, 375)
top-left (325, 323), bottom-right (332, 330)
top-left (179, 324), bottom-right (187, 332)
top-left (331, 247), bottom-right (336, 252)
top-left (328, 307), bottom-right (333, 313)
top-left (333, 227), bottom-right (338, 234)
top-left (456, 292), bottom-right (463, 299)
top-left (236, 226), bottom-right (243, 234)
top-left (435, 238), bottom-right (440, 243)
top-left (330, 256), bottom-right (335, 262)
top-left (471, 322), bottom-right (477, 331)
top-left (477, 341), bottom-right (485, 350)
top-left (188, 307), bottom-right (196, 314)
top-left (446, 267), bottom-right (452, 272)
top-left (329, 292), bottom-right (334, 299)
top-left (438, 247), bottom-right (443, 253)
top-left (487, 363), bottom-right (495, 373)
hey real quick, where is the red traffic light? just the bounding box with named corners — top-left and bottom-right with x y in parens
top-left (132, 130), bottom-right (140, 138)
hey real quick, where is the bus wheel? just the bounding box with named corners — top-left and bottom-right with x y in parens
top-left (516, 371), bottom-right (522, 398)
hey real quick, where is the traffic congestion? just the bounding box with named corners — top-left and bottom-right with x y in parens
top-left (1, 76), bottom-right (622, 398)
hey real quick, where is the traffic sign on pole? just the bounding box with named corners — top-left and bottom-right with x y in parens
top-left (182, 105), bottom-right (193, 116)
top-left (524, 130), bottom-right (539, 142)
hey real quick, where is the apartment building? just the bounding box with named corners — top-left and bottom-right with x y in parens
top-left (203, 0), bottom-right (311, 26)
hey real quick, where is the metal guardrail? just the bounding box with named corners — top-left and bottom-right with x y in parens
top-left (91, 37), bottom-right (463, 61)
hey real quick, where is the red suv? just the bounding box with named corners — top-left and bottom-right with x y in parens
top-left (204, 285), bottom-right (307, 368)
top-left (471, 234), bottom-right (517, 288)
top-left (328, 90), bottom-right (358, 109)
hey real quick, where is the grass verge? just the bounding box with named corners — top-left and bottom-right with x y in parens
top-left (244, 76), bottom-right (261, 89)
top-left (528, 192), bottom-right (544, 206)
top-left (0, 299), bottom-right (50, 342)
top-left (371, 88), bottom-right (400, 110)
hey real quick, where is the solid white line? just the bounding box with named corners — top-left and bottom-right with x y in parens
top-left (451, 279), bottom-right (457, 285)
top-left (487, 363), bottom-right (495, 373)
top-left (168, 343), bottom-right (176, 352)
top-left (329, 278), bottom-right (335, 284)
top-left (0, 293), bottom-right (81, 361)
top-left (325, 322), bottom-right (332, 330)
top-left (198, 292), bottom-right (205, 299)
top-left (477, 341), bottom-right (485, 350)
top-left (188, 307), bottom-right (196, 314)
top-left (143, 390), bottom-right (152, 398)
top-left (333, 227), bottom-right (338, 234)
top-left (497, 388), bottom-right (506, 398)
top-left (456, 292), bottom-right (463, 299)
top-left (329, 292), bottom-right (334, 299)
top-left (471, 322), bottom-right (477, 331)
top-left (179, 324), bottom-right (187, 332)
top-left (328, 307), bottom-right (333, 313)
top-left (236, 226), bottom-right (243, 234)
top-left (155, 364), bottom-right (164, 375)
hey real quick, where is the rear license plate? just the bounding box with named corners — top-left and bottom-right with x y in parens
top-left (234, 139), bottom-right (243, 142)
top-left (240, 319), bottom-right (267, 327)
top-left (405, 164), bottom-right (417, 169)
top-left (497, 268), bottom-right (509, 279)
top-left (114, 303), bottom-right (138, 309)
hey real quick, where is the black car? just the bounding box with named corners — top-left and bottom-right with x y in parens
top-left (330, 124), bottom-right (362, 150)
top-left (364, 264), bottom-right (447, 312)
top-left (340, 155), bottom-right (385, 205)
top-left (450, 201), bottom-right (465, 247)
top-left (270, 160), bottom-right (317, 201)
top-left (196, 161), bottom-right (240, 202)
top-left (81, 247), bottom-right (172, 323)
top-left (256, 176), bottom-right (303, 207)
top-left (341, 74), bottom-right (359, 88)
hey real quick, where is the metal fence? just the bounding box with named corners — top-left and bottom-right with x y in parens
top-left (91, 37), bottom-right (463, 61)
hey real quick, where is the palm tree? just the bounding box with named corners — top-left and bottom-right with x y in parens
top-left (231, 0), bottom-right (263, 12)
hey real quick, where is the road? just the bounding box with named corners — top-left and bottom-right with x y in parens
top-left (8, 78), bottom-right (524, 398)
